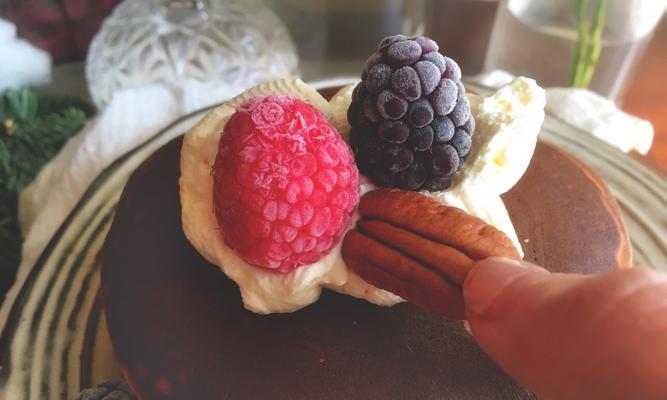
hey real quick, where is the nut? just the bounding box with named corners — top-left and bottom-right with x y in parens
top-left (342, 188), bottom-right (520, 319)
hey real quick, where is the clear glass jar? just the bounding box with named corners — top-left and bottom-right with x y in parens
top-left (265, 0), bottom-right (427, 81)
top-left (485, 0), bottom-right (667, 101)
top-left (86, 0), bottom-right (299, 108)
top-left (425, 0), bottom-right (499, 76)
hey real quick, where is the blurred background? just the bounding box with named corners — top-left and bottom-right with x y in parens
top-left (1, 0), bottom-right (665, 170)
top-left (2, 1), bottom-right (666, 98)
top-left (0, 0), bottom-right (666, 297)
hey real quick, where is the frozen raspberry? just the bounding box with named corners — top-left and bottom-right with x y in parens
top-left (349, 34), bottom-right (474, 191)
top-left (213, 95), bottom-right (359, 272)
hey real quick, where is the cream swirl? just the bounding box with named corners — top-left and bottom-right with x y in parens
top-left (179, 78), bottom-right (545, 314)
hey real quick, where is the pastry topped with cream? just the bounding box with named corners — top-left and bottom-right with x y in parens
top-left (103, 34), bottom-right (631, 400)
top-left (180, 36), bottom-right (545, 314)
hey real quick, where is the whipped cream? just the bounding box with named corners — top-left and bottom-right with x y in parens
top-left (180, 80), bottom-right (400, 314)
top-left (430, 77), bottom-right (546, 252)
top-left (180, 77), bottom-right (545, 314)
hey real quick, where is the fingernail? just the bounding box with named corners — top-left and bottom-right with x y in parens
top-left (462, 320), bottom-right (473, 335)
top-left (464, 257), bottom-right (546, 317)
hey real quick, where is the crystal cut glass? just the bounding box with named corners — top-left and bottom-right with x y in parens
top-left (86, 0), bottom-right (299, 108)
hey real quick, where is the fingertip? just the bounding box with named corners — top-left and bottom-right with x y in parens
top-left (464, 263), bottom-right (667, 399)
top-left (463, 257), bottom-right (547, 318)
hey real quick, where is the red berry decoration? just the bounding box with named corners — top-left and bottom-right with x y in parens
top-left (349, 35), bottom-right (475, 191)
top-left (213, 95), bottom-right (359, 272)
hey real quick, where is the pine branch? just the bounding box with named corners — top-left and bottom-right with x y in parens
top-left (0, 87), bottom-right (92, 299)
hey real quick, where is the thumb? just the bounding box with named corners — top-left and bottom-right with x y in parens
top-left (463, 257), bottom-right (667, 400)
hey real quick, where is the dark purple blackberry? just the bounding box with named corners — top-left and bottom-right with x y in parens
top-left (449, 95), bottom-right (471, 127)
top-left (378, 34), bottom-right (408, 51)
top-left (413, 36), bottom-right (439, 54)
top-left (376, 89), bottom-right (408, 120)
top-left (430, 79), bottom-right (457, 115)
top-left (383, 144), bottom-right (414, 172)
top-left (408, 126), bottom-right (434, 151)
top-left (431, 115), bottom-right (455, 143)
top-left (397, 156), bottom-right (428, 190)
top-left (386, 40), bottom-right (422, 66)
top-left (362, 96), bottom-right (381, 123)
top-left (378, 120), bottom-right (410, 144)
top-left (348, 35), bottom-right (475, 191)
top-left (391, 66), bottom-right (421, 101)
top-left (422, 175), bottom-right (452, 192)
top-left (407, 98), bottom-right (434, 128)
top-left (462, 113), bottom-right (475, 134)
top-left (366, 64), bottom-right (392, 94)
top-left (432, 144), bottom-right (459, 176)
top-left (443, 56), bottom-right (462, 80)
top-left (422, 52), bottom-right (446, 74)
top-left (414, 61), bottom-right (440, 95)
top-left (450, 129), bottom-right (472, 157)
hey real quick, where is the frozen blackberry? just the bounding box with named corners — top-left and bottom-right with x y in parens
top-left (391, 66), bottom-right (421, 101)
top-left (378, 120), bottom-right (410, 144)
top-left (349, 34), bottom-right (474, 191)
top-left (376, 89), bottom-right (408, 120)
top-left (408, 126), bottom-right (434, 151)
top-left (450, 128), bottom-right (472, 157)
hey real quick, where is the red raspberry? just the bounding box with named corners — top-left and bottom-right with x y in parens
top-left (213, 94), bottom-right (359, 272)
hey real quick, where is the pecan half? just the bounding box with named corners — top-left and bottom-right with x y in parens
top-left (342, 189), bottom-right (520, 319)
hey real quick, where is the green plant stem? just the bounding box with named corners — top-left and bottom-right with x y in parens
top-left (570, 0), bottom-right (607, 88)
top-left (581, 0), bottom-right (608, 86)
top-left (571, 0), bottom-right (590, 87)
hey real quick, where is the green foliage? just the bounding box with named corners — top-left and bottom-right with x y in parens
top-left (0, 87), bottom-right (92, 297)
